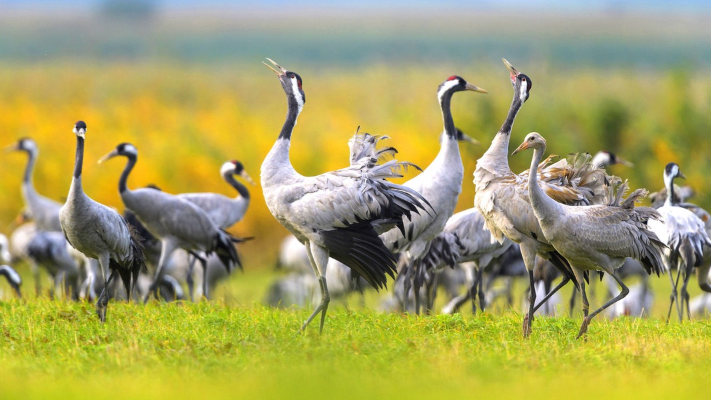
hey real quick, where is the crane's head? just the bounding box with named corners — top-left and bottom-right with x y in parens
top-left (664, 162), bottom-right (686, 184)
top-left (592, 151), bottom-right (634, 169)
top-left (437, 75), bottom-right (488, 103)
top-left (0, 265), bottom-right (22, 299)
top-left (4, 137), bottom-right (38, 154)
top-left (73, 121), bottom-right (87, 139)
top-left (512, 132), bottom-right (546, 155)
top-left (221, 160), bottom-right (256, 185)
top-left (503, 58), bottom-right (532, 104)
top-left (98, 142), bottom-right (138, 164)
top-left (263, 58), bottom-right (305, 111)
top-left (453, 128), bottom-right (480, 145)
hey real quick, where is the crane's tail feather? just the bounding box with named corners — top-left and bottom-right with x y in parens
top-left (214, 230), bottom-right (243, 273)
top-left (544, 250), bottom-right (579, 290)
top-left (320, 221), bottom-right (397, 291)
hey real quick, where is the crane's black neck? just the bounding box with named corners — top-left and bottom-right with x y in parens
top-left (23, 149), bottom-right (37, 184)
top-left (73, 136), bottom-right (84, 179)
top-left (440, 91), bottom-right (457, 139)
top-left (224, 172), bottom-right (250, 200)
top-left (119, 155), bottom-right (137, 194)
top-left (278, 96), bottom-right (301, 140)
top-left (665, 176), bottom-right (675, 207)
top-left (500, 94), bottom-right (523, 135)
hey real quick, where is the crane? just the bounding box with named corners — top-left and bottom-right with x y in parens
top-left (261, 58), bottom-right (430, 333)
top-left (59, 121), bottom-right (146, 322)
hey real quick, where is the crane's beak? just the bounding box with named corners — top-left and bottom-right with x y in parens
top-left (457, 130), bottom-right (480, 145)
top-left (512, 141), bottom-right (529, 155)
top-left (615, 156), bottom-right (634, 167)
top-left (503, 58), bottom-right (520, 80)
top-left (240, 170), bottom-right (256, 185)
top-left (465, 83), bottom-right (488, 94)
top-left (678, 171), bottom-right (687, 180)
top-left (98, 149), bottom-right (119, 164)
top-left (2, 143), bottom-right (19, 152)
top-left (13, 284), bottom-right (22, 299)
top-left (263, 58), bottom-right (287, 76)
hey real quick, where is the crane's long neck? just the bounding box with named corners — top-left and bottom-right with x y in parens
top-left (69, 136), bottom-right (85, 196)
top-left (262, 91), bottom-right (303, 184)
top-left (663, 174), bottom-right (675, 207)
top-left (278, 95), bottom-right (301, 141)
top-left (23, 149), bottom-right (38, 185)
top-left (527, 145), bottom-right (563, 222)
top-left (224, 172), bottom-right (250, 200)
top-left (476, 90), bottom-right (524, 180)
top-left (119, 155), bottom-right (137, 194)
top-left (439, 90), bottom-right (457, 140)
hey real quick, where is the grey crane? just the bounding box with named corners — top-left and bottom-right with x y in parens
top-left (98, 142), bottom-right (240, 302)
top-left (0, 265), bottom-right (22, 298)
top-left (378, 75), bottom-right (487, 313)
top-left (5, 138), bottom-right (63, 232)
top-left (513, 132), bottom-right (665, 338)
top-left (261, 58), bottom-right (430, 333)
top-left (26, 230), bottom-right (81, 299)
top-left (647, 163), bottom-right (711, 321)
top-left (59, 121), bottom-right (146, 322)
top-left (474, 59), bottom-right (613, 336)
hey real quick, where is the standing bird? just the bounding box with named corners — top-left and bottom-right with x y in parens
top-left (647, 163), bottom-right (711, 321)
top-left (513, 132), bottom-right (665, 338)
top-left (5, 138), bottom-right (63, 232)
top-left (0, 265), bottom-right (22, 298)
top-left (98, 143), bottom-right (240, 301)
top-left (178, 160), bottom-right (254, 229)
top-left (378, 74), bottom-right (487, 313)
top-left (59, 121), bottom-right (146, 322)
top-left (261, 58), bottom-right (430, 333)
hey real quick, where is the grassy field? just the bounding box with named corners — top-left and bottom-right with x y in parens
top-left (1, 268), bottom-right (710, 400)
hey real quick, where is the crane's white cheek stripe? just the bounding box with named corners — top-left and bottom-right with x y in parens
top-left (220, 162), bottom-right (235, 176)
top-left (437, 80), bottom-right (460, 103)
top-left (124, 144), bottom-right (138, 156)
top-left (519, 81), bottom-right (528, 102)
top-left (291, 78), bottom-right (304, 111)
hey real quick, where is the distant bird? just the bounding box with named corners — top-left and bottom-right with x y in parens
top-left (0, 265), bottom-right (22, 298)
top-left (418, 208), bottom-right (513, 314)
top-left (591, 151), bottom-right (633, 169)
top-left (647, 163), bottom-right (711, 321)
top-left (378, 75), bottom-right (487, 314)
top-left (178, 160), bottom-right (254, 229)
top-left (513, 132), bottom-right (665, 338)
top-left (5, 138), bottom-right (63, 232)
top-left (473, 59), bottom-right (611, 336)
top-left (261, 58), bottom-right (429, 333)
top-left (26, 230), bottom-right (80, 299)
top-left (98, 142), bottom-right (241, 301)
top-left (59, 121), bottom-right (146, 322)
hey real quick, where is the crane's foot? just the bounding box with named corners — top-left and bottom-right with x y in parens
top-left (575, 316), bottom-right (591, 340)
top-left (95, 296), bottom-right (108, 323)
top-left (522, 314), bottom-right (533, 338)
top-left (299, 297), bottom-right (331, 334)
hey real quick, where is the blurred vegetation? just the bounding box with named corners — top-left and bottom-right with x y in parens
top-left (0, 61), bottom-right (710, 270)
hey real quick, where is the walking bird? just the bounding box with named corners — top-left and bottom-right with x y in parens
top-left (646, 163), bottom-right (711, 321)
top-left (98, 143), bottom-right (241, 301)
top-left (513, 132), bottom-right (665, 338)
top-left (378, 74), bottom-right (487, 313)
top-left (5, 138), bottom-right (63, 232)
top-left (473, 59), bottom-right (611, 336)
top-left (59, 121), bottom-right (146, 322)
top-left (261, 58), bottom-right (429, 333)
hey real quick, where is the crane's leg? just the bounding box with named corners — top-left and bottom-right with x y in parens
top-left (186, 252), bottom-right (197, 302)
top-left (665, 258), bottom-right (683, 323)
top-left (568, 282), bottom-right (577, 317)
top-left (520, 245), bottom-right (537, 337)
top-left (144, 240), bottom-right (177, 304)
top-left (29, 259), bottom-right (41, 298)
top-left (300, 242), bottom-right (330, 334)
top-left (476, 266), bottom-right (485, 314)
top-left (96, 254), bottom-right (116, 323)
top-left (424, 270), bottom-right (439, 315)
top-left (680, 262), bottom-right (693, 321)
top-left (576, 271), bottom-right (629, 339)
top-left (530, 276), bottom-right (570, 316)
top-left (196, 253), bottom-right (210, 300)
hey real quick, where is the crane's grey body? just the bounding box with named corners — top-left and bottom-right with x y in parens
top-left (59, 121), bottom-right (144, 322)
top-left (515, 132), bottom-right (665, 338)
top-left (7, 138), bottom-right (63, 232)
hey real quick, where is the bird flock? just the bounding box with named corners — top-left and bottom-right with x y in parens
top-left (2, 58), bottom-right (711, 338)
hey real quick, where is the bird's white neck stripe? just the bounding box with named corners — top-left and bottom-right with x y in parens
top-left (438, 80), bottom-right (459, 104)
top-left (519, 80), bottom-right (528, 102)
top-left (290, 78), bottom-right (304, 112)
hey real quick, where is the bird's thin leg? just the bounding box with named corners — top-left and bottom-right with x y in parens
top-left (300, 242), bottom-right (330, 334)
top-left (680, 263), bottom-right (693, 321)
top-left (186, 253), bottom-right (197, 302)
top-left (29, 260), bottom-right (41, 298)
top-left (666, 259), bottom-right (684, 322)
top-left (531, 276), bottom-right (570, 315)
top-left (197, 253), bottom-right (209, 300)
top-left (96, 254), bottom-right (111, 323)
top-left (520, 245), bottom-right (537, 337)
top-left (568, 283), bottom-right (577, 317)
top-left (580, 278), bottom-right (589, 318)
top-left (144, 240), bottom-right (177, 304)
top-left (476, 266), bottom-right (486, 313)
top-left (424, 271), bottom-right (439, 315)
top-left (576, 272), bottom-right (629, 339)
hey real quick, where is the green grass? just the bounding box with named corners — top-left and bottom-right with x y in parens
top-left (1, 267), bottom-right (710, 400)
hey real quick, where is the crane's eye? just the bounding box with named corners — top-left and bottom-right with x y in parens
top-left (529, 136), bottom-right (534, 141)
